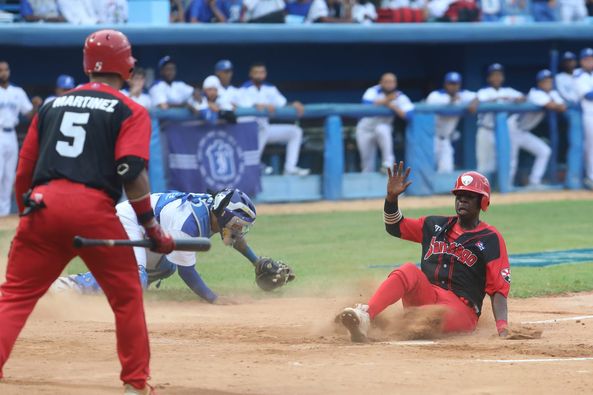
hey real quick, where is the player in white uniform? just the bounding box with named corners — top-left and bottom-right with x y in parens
top-left (121, 67), bottom-right (152, 109)
top-left (507, 70), bottom-right (564, 187)
top-left (0, 61), bottom-right (39, 216)
top-left (52, 189), bottom-right (263, 304)
top-left (476, 63), bottom-right (525, 174)
top-left (190, 76), bottom-right (236, 124)
top-left (574, 48), bottom-right (593, 189)
top-left (239, 62), bottom-right (310, 176)
top-left (356, 72), bottom-right (414, 173)
top-left (426, 72), bottom-right (478, 173)
top-left (556, 51), bottom-right (579, 103)
top-left (42, 74), bottom-right (76, 105)
top-left (149, 56), bottom-right (195, 110)
top-left (214, 59), bottom-right (242, 109)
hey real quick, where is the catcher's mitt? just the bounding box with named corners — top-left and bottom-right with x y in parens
top-left (255, 257), bottom-right (295, 292)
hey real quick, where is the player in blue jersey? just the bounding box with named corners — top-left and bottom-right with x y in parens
top-left (52, 188), bottom-right (295, 303)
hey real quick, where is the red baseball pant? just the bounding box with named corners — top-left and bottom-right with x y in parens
top-left (368, 263), bottom-right (478, 333)
top-left (0, 180), bottom-right (150, 389)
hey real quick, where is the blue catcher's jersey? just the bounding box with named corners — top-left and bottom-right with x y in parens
top-left (116, 192), bottom-right (214, 267)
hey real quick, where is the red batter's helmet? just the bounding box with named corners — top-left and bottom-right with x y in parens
top-left (451, 171), bottom-right (491, 211)
top-left (83, 29), bottom-right (135, 80)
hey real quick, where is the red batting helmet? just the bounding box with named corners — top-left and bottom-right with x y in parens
top-left (83, 29), bottom-right (135, 80)
top-left (451, 171), bottom-right (491, 211)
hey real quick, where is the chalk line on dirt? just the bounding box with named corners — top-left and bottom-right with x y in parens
top-left (479, 357), bottom-right (593, 363)
top-left (521, 315), bottom-right (593, 324)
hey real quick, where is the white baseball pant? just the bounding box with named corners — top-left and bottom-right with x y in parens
top-left (508, 122), bottom-right (551, 185)
top-left (257, 121), bottom-right (304, 173)
top-left (0, 130), bottom-right (18, 216)
top-left (583, 111), bottom-right (593, 182)
top-left (476, 126), bottom-right (497, 174)
top-left (434, 136), bottom-right (455, 173)
top-left (355, 121), bottom-right (395, 172)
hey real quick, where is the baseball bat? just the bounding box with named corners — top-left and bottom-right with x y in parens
top-left (73, 236), bottom-right (211, 252)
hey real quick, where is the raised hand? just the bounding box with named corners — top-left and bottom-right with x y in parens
top-left (386, 161), bottom-right (412, 201)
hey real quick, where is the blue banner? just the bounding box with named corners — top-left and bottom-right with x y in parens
top-left (163, 120), bottom-right (261, 197)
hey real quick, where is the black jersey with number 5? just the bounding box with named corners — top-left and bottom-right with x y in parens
top-left (25, 82), bottom-right (151, 202)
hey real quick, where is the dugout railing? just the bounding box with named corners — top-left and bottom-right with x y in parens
top-left (151, 103), bottom-right (584, 202)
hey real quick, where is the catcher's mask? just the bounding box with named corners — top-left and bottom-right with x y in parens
top-left (211, 188), bottom-right (256, 246)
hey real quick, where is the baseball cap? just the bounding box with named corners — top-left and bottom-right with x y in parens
top-left (487, 63), bottom-right (504, 74)
top-left (562, 51), bottom-right (576, 61)
top-left (158, 55), bottom-right (174, 70)
top-left (536, 69), bottom-right (553, 82)
top-left (580, 48), bottom-right (593, 60)
top-left (215, 59), bottom-right (233, 72)
top-left (56, 74), bottom-right (75, 89)
top-left (203, 75), bottom-right (222, 90)
top-left (444, 71), bottom-right (462, 84)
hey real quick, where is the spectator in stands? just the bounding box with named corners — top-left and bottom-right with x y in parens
top-left (352, 0), bottom-right (377, 23)
top-left (378, 0), bottom-right (426, 22)
top-left (122, 67), bottom-right (152, 109)
top-left (239, 62), bottom-right (310, 176)
top-left (356, 72), bottom-right (414, 173)
top-left (94, 0), bottom-right (128, 23)
top-left (558, 0), bottom-right (587, 21)
top-left (187, 0), bottom-right (231, 22)
top-left (426, 72), bottom-right (478, 174)
top-left (556, 51), bottom-right (579, 103)
top-left (149, 56), bottom-right (195, 110)
top-left (507, 70), bottom-right (563, 187)
top-left (170, 0), bottom-right (186, 22)
top-left (56, 0), bottom-right (98, 24)
top-left (43, 74), bottom-right (76, 105)
top-left (476, 63), bottom-right (525, 175)
top-left (306, 0), bottom-right (353, 22)
top-left (480, 0), bottom-right (503, 21)
top-left (241, 0), bottom-right (285, 22)
top-left (0, 61), bottom-right (41, 216)
top-left (574, 48), bottom-right (593, 190)
top-left (214, 59), bottom-right (241, 108)
top-left (20, 0), bottom-right (66, 22)
top-left (531, 0), bottom-right (558, 21)
top-left (285, 0), bottom-right (314, 23)
top-left (190, 76), bottom-right (236, 124)
top-left (427, 0), bottom-right (480, 21)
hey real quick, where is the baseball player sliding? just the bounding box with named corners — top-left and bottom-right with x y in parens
top-left (339, 162), bottom-right (510, 342)
top-left (0, 30), bottom-right (172, 394)
top-left (53, 188), bottom-right (295, 301)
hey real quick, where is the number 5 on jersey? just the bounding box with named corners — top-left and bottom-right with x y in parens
top-left (56, 111), bottom-right (89, 158)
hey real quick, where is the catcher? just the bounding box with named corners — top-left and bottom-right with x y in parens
top-left (339, 162), bottom-right (510, 342)
top-left (52, 188), bottom-right (295, 302)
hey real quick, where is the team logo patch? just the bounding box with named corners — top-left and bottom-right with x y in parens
top-left (501, 268), bottom-right (511, 284)
top-left (94, 61), bottom-right (103, 72)
top-left (197, 130), bottom-right (245, 190)
top-left (434, 225), bottom-right (442, 233)
top-left (475, 241), bottom-right (485, 251)
top-left (461, 175), bottom-right (474, 186)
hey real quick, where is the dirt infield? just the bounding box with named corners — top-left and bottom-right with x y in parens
top-left (1, 191), bottom-right (593, 394)
top-left (0, 290), bottom-right (592, 394)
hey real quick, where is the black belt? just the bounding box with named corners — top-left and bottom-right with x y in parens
top-left (2, 128), bottom-right (14, 133)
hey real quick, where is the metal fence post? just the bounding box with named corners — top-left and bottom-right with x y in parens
top-left (565, 108), bottom-right (584, 189)
top-left (495, 112), bottom-right (512, 193)
top-left (323, 115), bottom-right (344, 200)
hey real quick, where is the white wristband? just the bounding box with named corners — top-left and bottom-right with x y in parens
top-left (383, 209), bottom-right (403, 225)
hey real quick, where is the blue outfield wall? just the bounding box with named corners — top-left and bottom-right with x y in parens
top-left (151, 102), bottom-right (584, 202)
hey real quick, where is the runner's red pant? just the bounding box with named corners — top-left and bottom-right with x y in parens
top-left (0, 180), bottom-right (150, 388)
top-left (368, 263), bottom-right (478, 333)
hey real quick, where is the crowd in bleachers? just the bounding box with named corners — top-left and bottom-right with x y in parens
top-left (0, 0), bottom-right (592, 23)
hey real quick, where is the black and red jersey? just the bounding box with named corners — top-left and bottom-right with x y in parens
top-left (19, 82), bottom-right (151, 202)
top-left (387, 215), bottom-right (511, 315)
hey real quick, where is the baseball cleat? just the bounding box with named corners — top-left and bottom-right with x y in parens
top-left (124, 383), bottom-right (155, 395)
top-left (49, 275), bottom-right (83, 294)
top-left (340, 304), bottom-right (370, 343)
